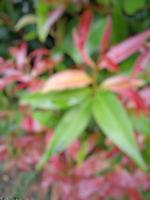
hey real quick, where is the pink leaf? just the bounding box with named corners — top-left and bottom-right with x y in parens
top-left (42, 69), bottom-right (92, 92)
top-left (101, 75), bottom-right (144, 92)
top-left (10, 42), bottom-right (27, 70)
top-left (22, 115), bottom-right (43, 133)
top-left (44, 6), bottom-right (65, 33)
top-left (132, 49), bottom-right (150, 76)
top-left (139, 87), bottom-right (150, 109)
top-left (74, 152), bottom-right (109, 177)
top-left (0, 75), bottom-right (22, 90)
top-left (67, 140), bottom-right (81, 160)
top-left (31, 59), bottom-right (56, 78)
top-left (29, 48), bottom-right (50, 60)
top-left (77, 178), bottom-right (103, 199)
top-left (100, 29), bottom-right (150, 69)
top-left (124, 89), bottom-right (147, 112)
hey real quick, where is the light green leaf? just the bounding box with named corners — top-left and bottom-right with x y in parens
top-left (36, 0), bottom-right (52, 42)
top-left (36, 0), bottom-right (64, 42)
top-left (33, 110), bottom-right (60, 128)
top-left (15, 14), bottom-right (37, 31)
top-left (93, 91), bottom-right (146, 170)
top-left (21, 88), bottom-right (91, 110)
top-left (37, 98), bottom-right (92, 169)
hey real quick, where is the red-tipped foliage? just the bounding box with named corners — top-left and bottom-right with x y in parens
top-left (0, 43), bottom-right (58, 92)
top-left (73, 10), bottom-right (95, 66)
top-left (100, 29), bottom-right (150, 67)
top-left (100, 16), bottom-right (112, 55)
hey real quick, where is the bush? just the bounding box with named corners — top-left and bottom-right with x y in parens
top-left (0, 0), bottom-right (150, 199)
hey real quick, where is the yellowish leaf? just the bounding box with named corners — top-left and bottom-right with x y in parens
top-left (42, 70), bottom-right (92, 92)
top-left (101, 75), bottom-right (144, 92)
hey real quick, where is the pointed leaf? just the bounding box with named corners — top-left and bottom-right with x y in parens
top-left (37, 98), bottom-right (92, 169)
top-left (87, 17), bottom-right (107, 54)
top-left (74, 9), bottom-right (93, 50)
top-left (100, 29), bottom-right (150, 68)
top-left (36, 2), bottom-right (64, 42)
top-left (93, 91), bottom-right (146, 169)
top-left (15, 14), bottom-right (37, 31)
top-left (132, 50), bottom-right (150, 76)
top-left (101, 75), bottom-right (144, 92)
top-left (112, 1), bottom-right (128, 43)
top-left (63, 17), bottom-right (107, 64)
top-left (100, 16), bottom-right (112, 55)
top-left (42, 70), bottom-right (92, 92)
top-left (21, 88), bottom-right (91, 110)
top-left (73, 10), bottom-right (95, 66)
top-left (10, 43), bottom-right (27, 70)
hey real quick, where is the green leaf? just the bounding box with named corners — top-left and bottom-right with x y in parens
top-left (120, 54), bottom-right (138, 74)
top-left (37, 98), bottom-right (92, 169)
top-left (33, 110), bottom-right (60, 128)
top-left (112, 0), bottom-right (128, 42)
top-left (15, 14), bottom-right (37, 31)
top-left (21, 88), bottom-right (91, 110)
top-left (60, 19), bottom-right (82, 63)
top-left (36, 0), bottom-right (52, 42)
top-left (123, 0), bottom-right (146, 15)
top-left (93, 91), bottom-right (146, 170)
top-left (61, 17), bottom-right (107, 63)
top-left (87, 17), bottom-right (107, 55)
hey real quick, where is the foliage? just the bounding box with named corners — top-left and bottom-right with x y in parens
top-left (0, 0), bottom-right (150, 199)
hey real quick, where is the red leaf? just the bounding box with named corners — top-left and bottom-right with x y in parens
top-left (100, 16), bottom-right (112, 55)
top-left (77, 9), bottom-right (93, 49)
top-left (127, 188), bottom-right (144, 200)
top-left (99, 55), bottom-right (120, 71)
top-left (73, 10), bottom-right (95, 67)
